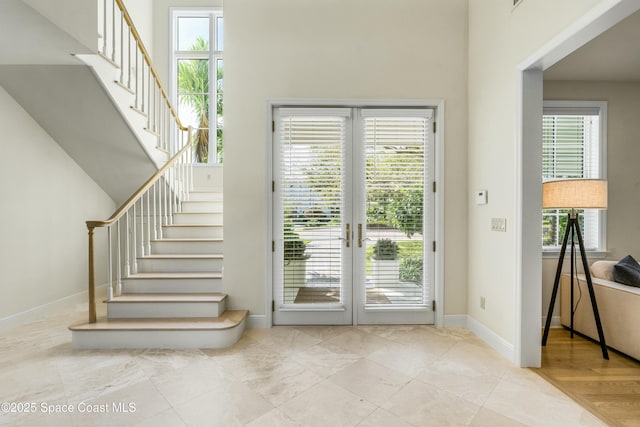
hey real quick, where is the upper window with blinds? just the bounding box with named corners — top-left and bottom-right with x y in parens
top-left (542, 101), bottom-right (607, 252)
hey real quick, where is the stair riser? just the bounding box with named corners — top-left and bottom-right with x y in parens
top-left (151, 240), bottom-right (223, 254)
top-left (188, 192), bottom-right (223, 202)
top-left (123, 278), bottom-right (223, 293)
top-left (137, 258), bottom-right (223, 273)
top-left (181, 201), bottom-right (223, 212)
top-left (173, 212), bottom-right (223, 225)
top-left (163, 226), bottom-right (223, 239)
top-left (107, 300), bottom-right (226, 318)
top-left (71, 318), bottom-right (245, 349)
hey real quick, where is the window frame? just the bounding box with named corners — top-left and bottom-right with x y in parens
top-left (169, 7), bottom-right (223, 163)
top-left (542, 100), bottom-right (607, 258)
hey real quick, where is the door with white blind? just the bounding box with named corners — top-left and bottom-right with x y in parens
top-left (273, 107), bottom-right (435, 325)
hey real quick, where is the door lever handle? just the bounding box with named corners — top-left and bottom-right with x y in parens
top-left (345, 224), bottom-right (351, 247)
top-left (358, 224), bottom-right (363, 248)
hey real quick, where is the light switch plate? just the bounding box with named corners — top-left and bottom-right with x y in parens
top-left (491, 217), bottom-right (506, 232)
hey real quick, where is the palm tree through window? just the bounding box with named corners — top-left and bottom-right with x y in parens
top-left (172, 9), bottom-right (223, 163)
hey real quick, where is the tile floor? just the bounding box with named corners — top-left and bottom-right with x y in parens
top-left (0, 303), bottom-right (607, 427)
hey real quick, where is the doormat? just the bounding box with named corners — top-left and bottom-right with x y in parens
top-left (294, 287), bottom-right (341, 303)
top-left (293, 287), bottom-right (391, 304)
top-left (365, 288), bottom-right (392, 304)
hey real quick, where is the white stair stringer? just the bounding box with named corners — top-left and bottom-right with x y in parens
top-left (70, 188), bottom-right (245, 350)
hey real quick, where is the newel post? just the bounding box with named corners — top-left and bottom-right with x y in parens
top-left (88, 225), bottom-right (97, 323)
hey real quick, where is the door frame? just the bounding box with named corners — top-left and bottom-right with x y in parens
top-left (516, 0), bottom-right (640, 367)
top-left (265, 99), bottom-right (445, 327)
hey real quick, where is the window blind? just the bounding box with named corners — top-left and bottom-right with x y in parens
top-left (542, 106), bottom-right (602, 250)
top-left (362, 110), bottom-right (431, 305)
top-left (278, 110), bottom-right (349, 304)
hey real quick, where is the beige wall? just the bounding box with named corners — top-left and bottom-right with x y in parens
top-left (225, 0), bottom-right (469, 315)
top-left (541, 80), bottom-right (640, 320)
top-left (467, 0), bottom-right (606, 344)
top-left (123, 0), bottom-right (154, 57)
top-left (0, 86), bottom-right (115, 320)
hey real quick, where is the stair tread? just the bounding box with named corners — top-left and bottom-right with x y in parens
top-left (163, 224), bottom-right (223, 228)
top-left (139, 254), bottom-right (223, 259)
top-left (151, 238), bottom-right (223, 242)
top-left (126, 272), bottom-right (222, 279)
top-left (108, 293), bottom-right (227, 303)
top-left (174, 211), bottom-right (223, 214)
top-left (69, 310), bottom-right (247, 331)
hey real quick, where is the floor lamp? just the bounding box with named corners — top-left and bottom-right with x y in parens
top-left (541, 179), bottom-right (609, 360)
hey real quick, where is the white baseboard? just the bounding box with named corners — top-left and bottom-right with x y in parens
top-left (0, 284), bottom-right (108, 332)
top-left (542, 315), bottom-right (562, 328)
top-left (466, 316), bottom-right (515, 362)
top-left (247, 314), bottom-right (269, 328)
top-left (443, 314), bottom-right (515, 363)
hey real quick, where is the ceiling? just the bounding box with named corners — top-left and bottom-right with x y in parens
top-left (544, 9), bottom-right (640, 82)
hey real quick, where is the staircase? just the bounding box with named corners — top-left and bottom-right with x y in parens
top-left (0, 0), bottom-right (249, 348)
top-left (70, 186), bottom-right (248, 349)
top-left (61, 0), bottom-right (249, 349)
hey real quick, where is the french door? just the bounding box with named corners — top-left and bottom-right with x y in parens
top-left (272, 107), bottom-right (435, 325)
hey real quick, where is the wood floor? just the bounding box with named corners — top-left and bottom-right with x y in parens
top-left (534, 328), bottom-right (640, 427)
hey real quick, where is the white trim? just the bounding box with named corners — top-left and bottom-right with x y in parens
top-left (268, 99), bottom-right (446, 109)
top-left (467, 316), bottom-right (515, 362)
top-left (278, 108), bottom-right (352, 117)
top-left (266, 98), bottom-right (445, 327)
top-left (360, 109), bottom-right (433, 118)
top-left (169, 7), bottom-right (223, 163)
top-left (543, 315), bottom-right (562, 328)
top-left (541, 100), bottom-right (608, 253)
top-left (0, 284), bottom-right (108, 332)
top-left (542, 100), bottom-right (604, 116)
top-left (542, 250), bottom-right (607, 260)
top-left (434, 101), bottom-right (445, 328)
top-left (517, 0), bottom-right (640, 72)
top-left (516, 69), bottom-right (543, 368)
top-left (247, 314), bottom-right (269, 329)
top-left (442, 314), bottom-right (516, 362)
top-left (516, 0), bottom-right (640, 368)
top-left (265, 101), bottom-right (274, 328)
